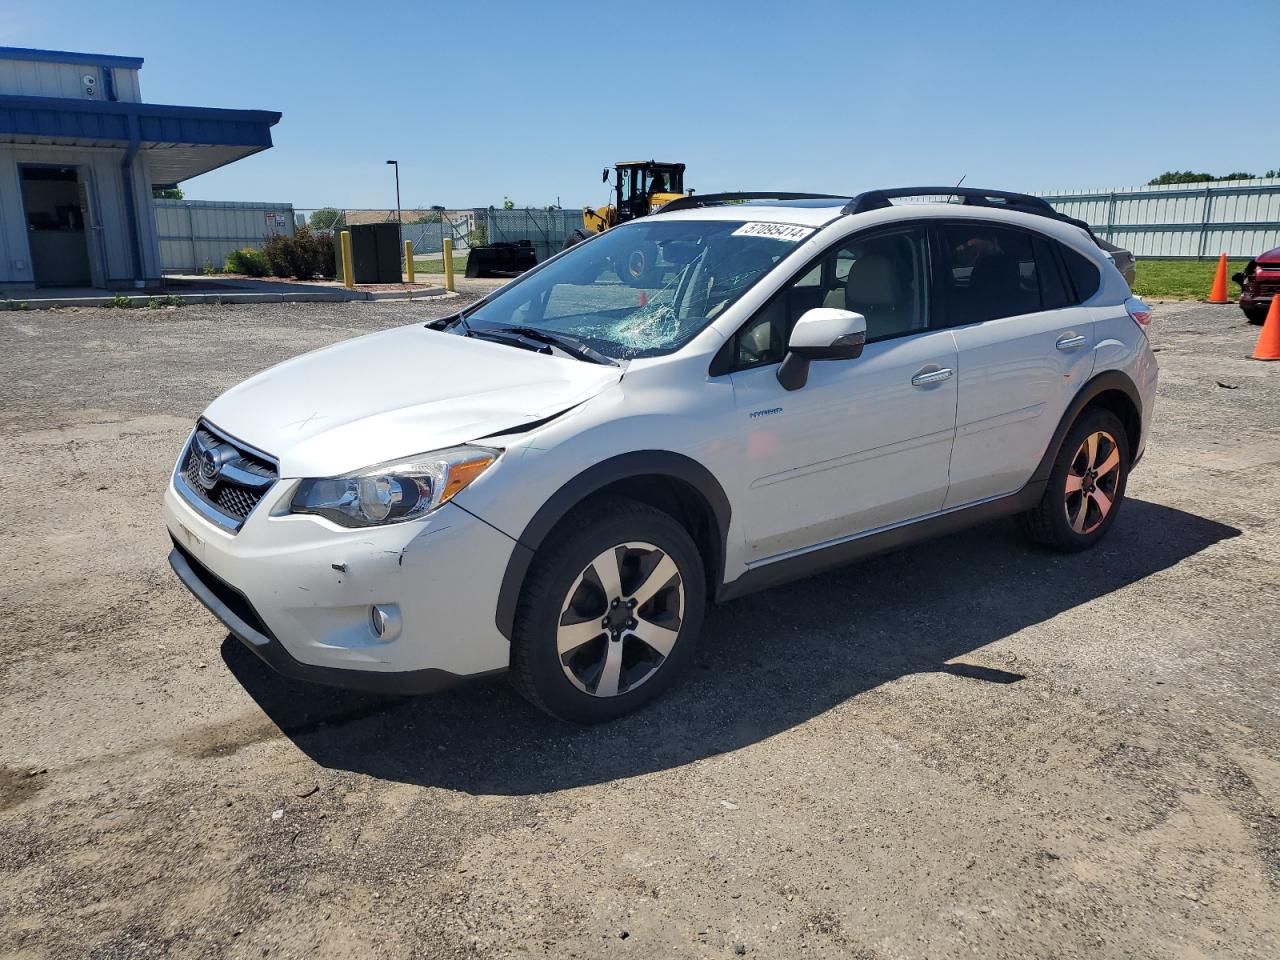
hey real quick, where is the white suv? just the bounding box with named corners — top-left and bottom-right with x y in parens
top-left (165, 187), bottom-right (1157, 723)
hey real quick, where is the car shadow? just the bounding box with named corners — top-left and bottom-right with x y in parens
top-left (222, 498), bottom-right (1238, 796)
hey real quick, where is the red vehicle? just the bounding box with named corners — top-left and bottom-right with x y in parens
top-left (1234, 247), bottom-right (1280, 324)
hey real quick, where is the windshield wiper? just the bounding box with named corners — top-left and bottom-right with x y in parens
top-left (426, 312), bottom-right (473, 335)
top-left (490, 326), bottom-right (618, 365)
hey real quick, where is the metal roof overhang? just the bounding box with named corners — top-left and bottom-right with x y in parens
top-left (0, 95), bottom-right (281, 183)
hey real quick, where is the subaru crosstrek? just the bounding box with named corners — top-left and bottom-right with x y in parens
top-left (165, 186), bottom-right (1158, 723)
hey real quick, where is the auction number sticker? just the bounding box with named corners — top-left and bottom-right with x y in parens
top-left (731, 222), bottom-right (814, 242)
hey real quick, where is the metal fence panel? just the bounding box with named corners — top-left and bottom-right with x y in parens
top-left (1036, 178), bottom-right (1280, 259)
top-left (155, 199), bottom-right (295, 273)
top-left (481, 208), bottom-right (586, 262)
top-left (398, 211), bottom-right (478, 255)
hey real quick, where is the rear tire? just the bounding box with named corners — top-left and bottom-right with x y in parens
top-left (509, 497), bottom-right (705, 723)
top-left (1018, 408), bottom-right (1129, 552)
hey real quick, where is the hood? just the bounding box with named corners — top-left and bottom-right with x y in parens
top-left (203, 324), bottom-right (623, 477)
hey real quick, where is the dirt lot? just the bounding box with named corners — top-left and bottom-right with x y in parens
top-left (1, 298), bottom-right (1278, 959)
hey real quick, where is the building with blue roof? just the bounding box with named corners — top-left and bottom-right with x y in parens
top-left (0, 46), bottom-right (280, 290)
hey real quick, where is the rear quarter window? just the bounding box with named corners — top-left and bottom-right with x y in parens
top-left (1059, 243), bottom-right (1101, 301)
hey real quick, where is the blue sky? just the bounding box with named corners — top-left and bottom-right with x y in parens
top-left (6, 0), bottom-right (1276, 210)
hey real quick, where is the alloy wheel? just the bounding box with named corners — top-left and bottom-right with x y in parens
top-left (556, 541), bottom-right (684, 697)
top-left (1065, 430), bottom-right (1122, 535)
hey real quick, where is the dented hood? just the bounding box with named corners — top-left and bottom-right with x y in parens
top-left (202, 324), bottom-right (622, 477)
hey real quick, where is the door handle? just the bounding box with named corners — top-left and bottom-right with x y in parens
top-left (911, 367), bottom-right (953, 386)
top-left (1056, 334), bottom-right (1087, 351)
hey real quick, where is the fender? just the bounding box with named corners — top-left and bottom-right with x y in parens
top-left (493, 451), bottom-right (732, 640)
top-left (1031, 369), bottom-right (1143, 484)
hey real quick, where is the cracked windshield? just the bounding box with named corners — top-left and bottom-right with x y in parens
top-left (460, 220), bottom-right (810, 359)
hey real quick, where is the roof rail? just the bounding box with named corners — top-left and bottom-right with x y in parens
top-left (843, 186), bottom-right (1057, 216)
top-left (656, 192), bottom-right (847, 214)
top-left (654, 186), bottom-right (1099, 242)
top-left (843, 186), bottom-right (1098, 239)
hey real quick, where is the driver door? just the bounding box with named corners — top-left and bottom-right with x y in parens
top-left (724, 225), bottom-right (959, 562)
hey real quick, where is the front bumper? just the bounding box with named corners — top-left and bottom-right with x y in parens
top-left (164, 476), bottom-right (516, 691)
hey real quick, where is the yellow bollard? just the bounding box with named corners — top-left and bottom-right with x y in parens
top-left (340, 230), bottom-right (354, 290)
top-left (404, 240), bottom-right (415, 284)
top-left (443, 237), bottom-right (456, 293)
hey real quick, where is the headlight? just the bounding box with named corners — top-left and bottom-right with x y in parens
top-left (290, 445), bottom-right (499, 527)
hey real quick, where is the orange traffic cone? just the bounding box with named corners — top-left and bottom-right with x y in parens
top-left (1252, 295), bottom-right (1280, 361)
top-left (638, 290), bottom-right (648, 307)
top-left (1208, 253), bottom-right (1230, 303)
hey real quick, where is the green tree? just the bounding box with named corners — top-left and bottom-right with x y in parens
top-left (1147, 170), bottom-right (1257, 185)
top-left (411, 212), bottom-right (443, 224)
top-left (1148, 171), bottom-right (1216, 185)
top-left (152, 186), bottom-right (184, 199)
top-left (502, 196), bottom-right (516, 210)
top-left (309, 207), bottom-right (343, 231)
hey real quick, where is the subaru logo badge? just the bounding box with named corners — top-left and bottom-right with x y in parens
top-left (197, 443), bottom-right (234, 490)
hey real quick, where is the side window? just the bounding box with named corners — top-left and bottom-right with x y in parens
top-left (1033, 236), bottom-right (1073, 310)
top-left (939, 223), bottom-right (1041, 325)
top-left (730, 227), bottom-right (930, 369)
top-left (1059, 243), bottom-right (1101, 302)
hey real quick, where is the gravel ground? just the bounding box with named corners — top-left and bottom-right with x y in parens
top-left (1, 297), bottom-right (1278, 959)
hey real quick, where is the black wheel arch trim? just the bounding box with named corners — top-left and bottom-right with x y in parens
top-left (1030, 369), bottom-right (1143, 485)
top-left (494, 450), bottom-right (732, 640)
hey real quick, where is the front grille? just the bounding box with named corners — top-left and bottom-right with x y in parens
top-left (1254, 273), bottom-right (1280, 295)
top-left (175, 422), bottom-right (278, 532)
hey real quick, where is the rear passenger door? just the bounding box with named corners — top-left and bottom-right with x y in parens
top-left (937, 221), bottom-right (1096, 508)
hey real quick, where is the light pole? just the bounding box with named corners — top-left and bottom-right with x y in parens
top-left (386, 160), bottom-right (402, 277)
top-left (386, 159), bottom-right (402, 222)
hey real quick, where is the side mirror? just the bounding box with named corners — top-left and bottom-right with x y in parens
top-left (602, 168), bottom-right (611, 183)
top-left (777, 308), bottom-right (866, 391)
top-left (1231, 272), bottom-right (1245, 285)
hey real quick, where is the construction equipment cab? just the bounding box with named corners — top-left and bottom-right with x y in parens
top-left (589, 161), bottom-right (687, 228)
top-left (574, 161), bottom-right (688, 284)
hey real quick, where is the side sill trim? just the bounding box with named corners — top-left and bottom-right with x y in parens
top-left (715, 480), bottom-right (1045, 603)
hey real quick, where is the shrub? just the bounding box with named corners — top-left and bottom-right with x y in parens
top-left (263, 226), bottom-right (332, 280)
top-left (225, 247), bottom-right (269, 277)
top-left (466, 224), bottom-right (488, 248)
top-left (313, 232), bottom-right (337, 279)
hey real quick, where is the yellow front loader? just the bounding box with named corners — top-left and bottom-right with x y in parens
top-left (568, 160), bottom-right (689, 285)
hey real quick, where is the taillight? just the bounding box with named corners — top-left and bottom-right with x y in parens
top-left (1125, 297), bottom-right (1151, 330)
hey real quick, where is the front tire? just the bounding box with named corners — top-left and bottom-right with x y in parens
top-left (1243, 306), bottom-right (1269, 325)
top-left (509, 497), bottom-right (705, 723)
top-left (615, 241), bottom-right (659, 287)
top-left (1018, 408), bottom-right (1129, 552)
